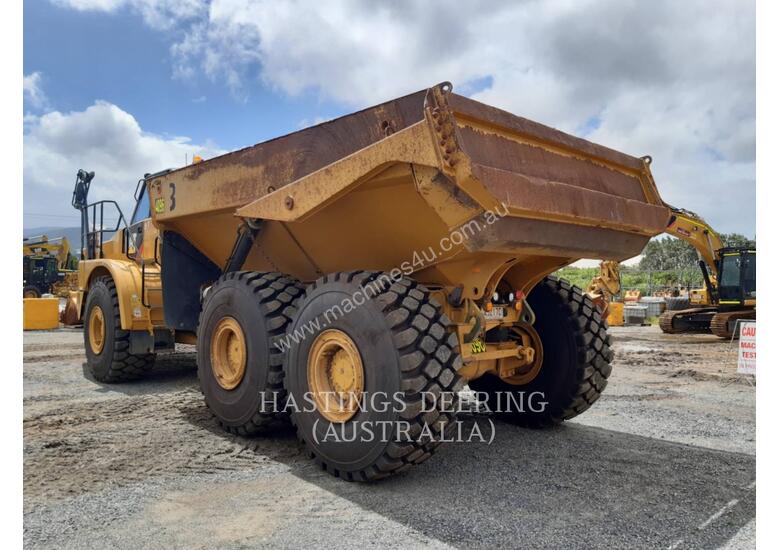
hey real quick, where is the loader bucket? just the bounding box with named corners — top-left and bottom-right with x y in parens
top-left (149, 82), bottom-right (669, 299)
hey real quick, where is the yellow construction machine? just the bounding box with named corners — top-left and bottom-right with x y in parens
top-left (70, 82), bottom-right (679, 480)
top-left (582, 207), bottom-right (756, 337)
top-left (22, 235), bottom-right (78, 298)
top-left (658, 208), bottom-right (756, 338)
top-left (585, 260), bottom-right (623, 326)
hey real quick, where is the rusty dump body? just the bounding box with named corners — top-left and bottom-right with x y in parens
top-left (149, 82), bottom-right (669, 303)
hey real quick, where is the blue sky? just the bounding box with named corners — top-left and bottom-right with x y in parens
top-left (23, 0), bottom-right (755, 241)
top-left (23, 0), bottom-right (351, 228)
top-left (23, 0), bottom-right (348, 151)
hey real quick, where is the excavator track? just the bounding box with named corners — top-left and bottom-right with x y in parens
top-left (659, 310), bottom-right (683, 334)
top-left (659, 307), bottom-right (716, 334)
top-left (710, 310), bottom-right (755, 339)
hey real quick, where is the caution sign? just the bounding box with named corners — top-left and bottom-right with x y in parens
top-left (737, 321), bottom-right (756, 375)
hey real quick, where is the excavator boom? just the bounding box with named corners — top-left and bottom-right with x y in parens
top-left (664, 207), bottom-right (724, 276)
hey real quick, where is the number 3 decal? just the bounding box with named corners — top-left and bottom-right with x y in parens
top-left (169, 182), bottom-right (176, 211)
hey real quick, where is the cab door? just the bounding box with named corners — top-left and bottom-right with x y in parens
top-left (127, 183), bottom-right (166, 329)
top-left (128, 184), bottom-right (158, 264)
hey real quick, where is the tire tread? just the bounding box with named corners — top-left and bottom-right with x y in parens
top-left (286, 271), bottom-right (464, 481)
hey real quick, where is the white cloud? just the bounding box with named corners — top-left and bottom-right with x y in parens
top-left (168, 0), bottom-right (755, 235)
top-left (171, 0), bottom-right (493, 103)
top-left (23, 72), bottom-right (48, 109)
top-left (48, 0), bottom-right (756, 236)
top-left (52, 0), bottom-right (124, 10)
top-left (51, 0), bottom-right (207, 29)
top-left (24, 101), bottom-right (224, 227)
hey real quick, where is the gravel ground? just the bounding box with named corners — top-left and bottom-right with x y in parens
top-left (23, 326), bottom-right (755, 549)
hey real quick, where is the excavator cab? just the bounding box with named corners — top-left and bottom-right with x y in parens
top-left (717, 248), bottom-right (756, 307)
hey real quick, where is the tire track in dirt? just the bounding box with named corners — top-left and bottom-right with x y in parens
top-left (23, 387), bottom-right (304, 509)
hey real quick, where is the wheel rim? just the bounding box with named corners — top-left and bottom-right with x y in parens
top-left (211, 317), bottom-right (247, 390)
top-left (502, 322), bottom-right (544, 385)
top-left (24, 290), bottom-right (37, 298)
top-left (88, 305), bottom-right (106, 355)
top-left (307, 329), bottom-right (364, 423)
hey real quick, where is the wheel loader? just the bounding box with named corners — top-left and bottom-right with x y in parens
top-left (71, 82), bottom-right (675, 480)
top-left (658, 208), bottom-right (756, 338)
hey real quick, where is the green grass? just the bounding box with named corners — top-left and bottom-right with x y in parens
top-left (554, 265), bottom-right (703, 297)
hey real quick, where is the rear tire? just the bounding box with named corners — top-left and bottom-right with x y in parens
top-left (470, 276), bottom-right (613, 428)
top-left (83, 276), bottom-right (155, 382)
top-left (285, 271), bottom-right (465, 481)
top-left (197, 271), bottom-right (304, 435)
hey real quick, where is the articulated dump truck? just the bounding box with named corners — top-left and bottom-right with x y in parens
top-left (72, 82), bottom-right (670, 480)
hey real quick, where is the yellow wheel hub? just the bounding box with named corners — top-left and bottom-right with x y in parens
top-left (88, 305), bottom-right (106, 355)
top-left (307, 329), bottom-right (364, 423)
top-left (211, 317), bottom-right (247, 390)
top-left (502, 323), bottom-right (544, 385)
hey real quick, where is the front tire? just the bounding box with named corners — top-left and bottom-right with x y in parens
top-left (285, 271), bottom-right (465, 481)
top-left (23, 286), bottom-right (41, 299)
top-left (470, 276), bottom-right (613, 428)
top-left (83, 276), bottom-right (155, 382)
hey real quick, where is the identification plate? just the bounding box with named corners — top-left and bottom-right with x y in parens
top-left (484, 307), bottom-right (505, 320)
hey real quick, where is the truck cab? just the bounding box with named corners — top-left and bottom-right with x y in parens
top-left (69, 169), bottom-right (174, 381)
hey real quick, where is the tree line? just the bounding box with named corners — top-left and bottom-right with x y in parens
top-left (556, 232), bottom-right (755, 294)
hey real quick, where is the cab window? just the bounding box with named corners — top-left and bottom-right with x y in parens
top-left (743, 254), bottom-right (756, 296)
top-left (719, 255), bottom-right (740, 288)
top-left (131, 186), bottom-right (151, 225)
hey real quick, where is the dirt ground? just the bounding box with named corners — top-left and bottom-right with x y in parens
top-left (23, 326), bottom-right (755, 549)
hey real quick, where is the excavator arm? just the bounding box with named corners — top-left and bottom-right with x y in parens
top-left (664, 207), bottom-right (724, 305)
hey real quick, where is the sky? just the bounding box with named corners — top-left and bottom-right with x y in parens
top-left (23, 0), bottom-right (756, 242)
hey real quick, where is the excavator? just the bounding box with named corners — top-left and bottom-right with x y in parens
top-left (22, 235), bottom-right (79, 298)
top-left (658, 208), bottom-right (755, 338)
top-left (584, 207), bottom-right (756, 338)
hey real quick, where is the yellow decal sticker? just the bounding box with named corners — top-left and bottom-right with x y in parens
top-left (154, 198), bottom-right (165, 213)
top-left (471, 339), bottom-right (486, 354)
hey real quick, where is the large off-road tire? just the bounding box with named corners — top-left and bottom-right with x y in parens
top-left (470, 276), bottom-right (613, 428)
top-left (83, 276), bottom-right (155, 382)
top-left (23, 286), bottom-right (41, 299)
top-left (285, 271), bottom-right (465, 481)
top-left (197, 271), bottom-right (304, 435)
